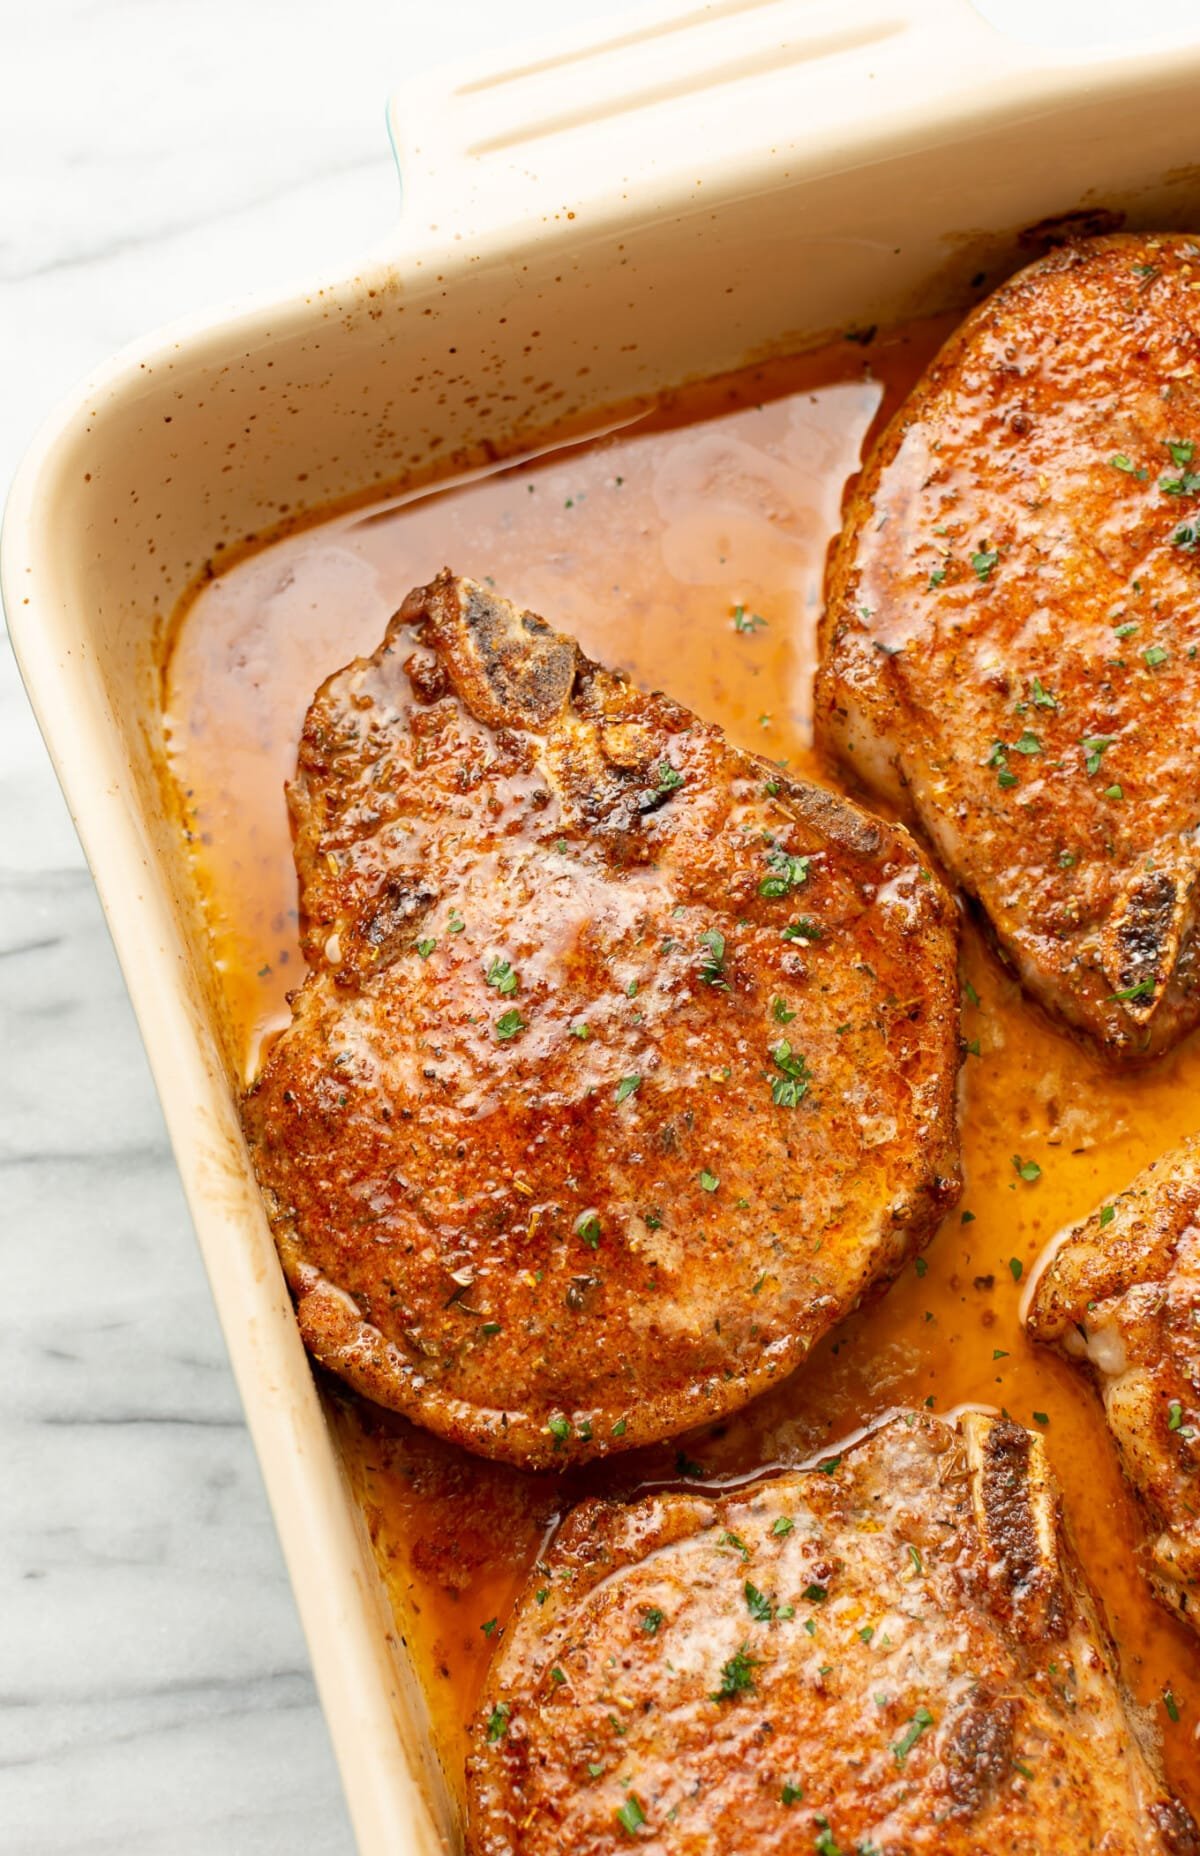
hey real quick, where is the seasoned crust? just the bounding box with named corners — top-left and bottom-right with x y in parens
top-left (243, 572), bottom-right (962, 1468)
top-left (1026, 1133), bottom-right (1200, 1635)
top-left (466, 1413), bottom-right (1195, 1854)
top-left (816, 232), bottom-right (1200, 1060)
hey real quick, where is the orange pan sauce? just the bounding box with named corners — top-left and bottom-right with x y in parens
top-left (165, 316), bottom-right (1200, 1815)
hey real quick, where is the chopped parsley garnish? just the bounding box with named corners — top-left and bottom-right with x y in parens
top-left (416, 938), bottom-right (437, 958)
top-left (1144, 644), bottom-right (1169, 669)
top-left (576, 1212), bottom-right (601, 1249)
top-left (485, 1702), bottom-right (510, 1742)
top-left (1164, 1689), bottom-right (1181, 1724)
top-left (480, 1322), bottom-right (501, 1337)
top-left (1033, 1411), bottom-right (1049, 1427)
top-left (675, 1452), bottom-right (706, 1479)
top-left (547, 1414), bottom-right (571, 1442)
top-left (655, 762), bottom-right (684, 794)
top-left (1109, 977), bottom-right (1155, 1003)
top-left (928, 566), bottom-right (946, 589)
top-left (1114, 620), bottom-right (1139, 639)
top-left (1012, 1154), bottom-right (1041, 1183)
top-left (744, 1581), bottom-right (773, 1622)
top-left (814, 1820), bottom-right (842, 1856)
top-left (1160, 472), bottom-right (1200, 496)
top-left (907, 1544), bottom-right (924, 1575)
top-left (782, 918), bottom-right (822, 942)
top-left (1168, 1401), bottom-right (1185, 1432)
top-left (814, 1455), bottom-right (842, 1476)
top-left (733, 604), bottom-right (767, 634)
top-left (1009, 1257), bottom-right (1024, 1282)
top-left (616, 1794), bottom-right (646, 1835)
top-left (569, 1021), bottom-right (590, 1039)
top-left (1110, 453), bottom-right (1137, 473)
top-left (1012, 730), bottom-right (1041, 756)
top-left (1099, 1204), bottom-right (1115, 1227)
top-left (971, 547), bottom-right (1000, 581)
top-left (495, 1009), bottom-right (526, 1041)
top-left (893, 1705), bottom-right (934, 1764)
top-left (699, 1169), bottom-right (720, 1192)
top-left (772, 1516), bottom-right (794, 1537)
top-left (697, 927), bottom-right (727, 987)
top-left (481, 1618), bottom-right (498, 1637)
top-left (1171, 517), bottom-right (1200, 552)
top-left (486, 957), bottom-right (518, 995)
top-left (720, 1529), bottom-right (749, 1559)
top-left (760, 849), bottom-right (810, 898)
top-left (1030, 676), bottom-right (1058, 710)
top-left (770, 1039), bottom-right (812, 1107)
top-left (1104, 784), bottom-right (1124, 801)
top-left (1081, 735), bottom-right (1115, 776)
top-left (781, 1780), bottom-right (804, 1806)
top-left (1168, 439), bottom-right (1195, 467)
top-left (986, 740), bottom-right (1018, 789)
top-left (640, 1607), bottom-right (664, 1634)
top-left (772, 995), bottom-right (797, 1023)
top-left (615, 1074), bottom-right (642, 1104)
top-left (550, 1666), bottom-right (566, 1685)
top-left (803, 1583), bottom-right (828, 1603)
top-left (859, 1625), bottom-right (875, 1643)
top-left (711, 1644), bottom-right (758, 1701)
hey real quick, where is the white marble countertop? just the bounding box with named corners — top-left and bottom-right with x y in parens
top-left (4, 2), bottom-right (1200, 1851)
top-left (0, 5), bottom-right (623, 1850)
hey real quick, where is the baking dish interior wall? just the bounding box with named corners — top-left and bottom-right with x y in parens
top-left (69, 83), bottom-right (1200, 941)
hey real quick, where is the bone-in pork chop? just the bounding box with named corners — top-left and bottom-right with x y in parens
top-left (243, 572), bottom-right (960, 1468)
top-left (817, 233), bottom-right (1200, 1059)
top-left (466, 1412), bottom-right (1198, 1854)
top-left (1026, 1134), bottom-right (1200, 1636)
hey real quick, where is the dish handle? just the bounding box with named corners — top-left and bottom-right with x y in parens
top-left (387, 0), bottom-right (1045, 249)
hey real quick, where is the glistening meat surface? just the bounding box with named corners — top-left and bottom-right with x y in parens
top-left (466, 1413), bottom-right (1198, 1854)
top-left (817, 233), bottom-right (1200, 1059)
top-left (1027, 1133), bottom-right (1200, 1636)
top-left (243, 572), bottom-right (960, 1467)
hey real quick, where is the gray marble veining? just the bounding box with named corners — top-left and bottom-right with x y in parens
top-left (0, 3), bottom-right (608, 1848)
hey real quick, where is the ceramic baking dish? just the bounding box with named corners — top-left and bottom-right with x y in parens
top-left (6, 0), bottom-right (1200, 1847)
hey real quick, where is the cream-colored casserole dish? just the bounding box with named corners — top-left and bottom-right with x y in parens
top-left (7, 1), bottom-right (1200, 1847)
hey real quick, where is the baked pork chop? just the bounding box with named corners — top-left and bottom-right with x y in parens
top-left (817, 233), bottom-right (1200, 1060)
top-left (243, 571), bottom-right (960, 1468)
top-left (1026, 1135), bottom-right (1200, 1636)
top-left (466, 1412), bottom-right (1197, 1855)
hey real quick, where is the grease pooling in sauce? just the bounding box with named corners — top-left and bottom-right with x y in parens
top-left (165, 317), bottom-right (1200, 1816)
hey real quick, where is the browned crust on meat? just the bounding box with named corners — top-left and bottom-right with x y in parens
top-left (966, 1412), bottom-right (1067, 1641)
top-left (466, 1413), bottom-right (1193, 1854)
top-left (816, 232), bottom-right (1200, 1061)
top-left (1026, 1133), bottom-right (1200, 1635)
top-left (242, 572), bottom-right (962, 1469)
